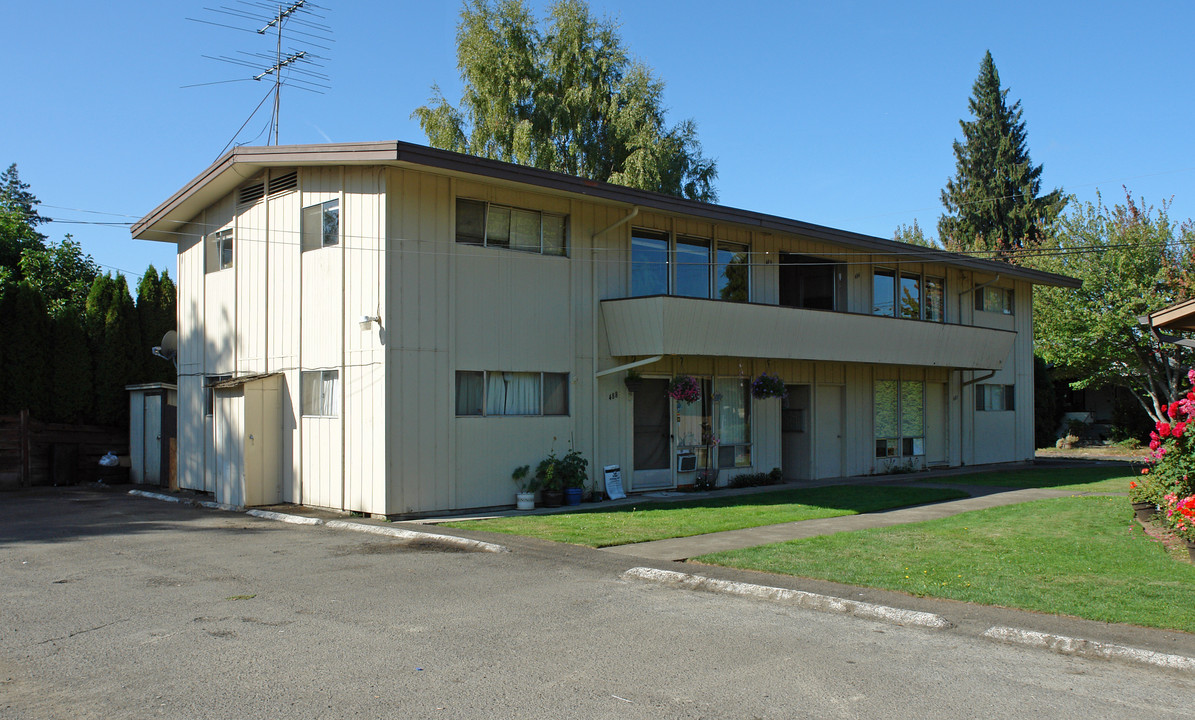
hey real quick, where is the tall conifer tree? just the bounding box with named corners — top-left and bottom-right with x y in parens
top-left (938, 51), bottom-right (1064, 259)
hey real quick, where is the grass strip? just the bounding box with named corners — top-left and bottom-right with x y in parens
top-left (443, 485), bottom-right (967, 547)
top-left (932, 465), bottom-right (1133, 491)
top-left (697, 495), bottom-right (1195, 633)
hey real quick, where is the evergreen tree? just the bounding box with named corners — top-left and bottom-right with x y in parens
top-left (938, 51), bottom-right (1065, 259)
top-left (137, 266), bottom-right (177, 384)
top-left (50, 307), bottom-right (93, 423)
top-left (0, 164), bottom-right (49, 229)
top-left (892, 219), bottom-right (940, 248)
top-left (414, 0), bottom-right (717, 202)
top-left (0, 282), bottom-right (51, 417)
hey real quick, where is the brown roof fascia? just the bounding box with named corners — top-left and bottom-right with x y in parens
top-left (1148, 298), bottom-right (1195, 331)
top-left (133, 140), bottom-right (1081, 288)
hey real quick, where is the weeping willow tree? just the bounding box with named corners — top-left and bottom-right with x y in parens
top-left (413, 0), bottom-right (718, 202)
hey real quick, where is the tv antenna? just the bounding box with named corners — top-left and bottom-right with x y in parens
top-left (186, 1), bottom-right (333, 153)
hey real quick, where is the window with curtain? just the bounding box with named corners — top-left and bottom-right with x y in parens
top-left (454, 198), bottom-right (567, 256)
top-left (975, 384), bottom-right (1015, 411)
top-left (874, 379), bottom-right (924, 457)
top-left (975, 286), bottom-right (1014, 314)
top-left (301, 370), bottom-right (340, 417)
top-left (455, 371), bottom-right (569, 416)
top-left (714, 377), bottom-right (752, 467)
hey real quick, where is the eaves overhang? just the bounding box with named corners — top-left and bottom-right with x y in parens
top-left (132, 140), bottom-right (1081, 289)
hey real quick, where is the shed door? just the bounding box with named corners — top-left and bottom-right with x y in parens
top-left (144, 395), bottom-right (163, 485)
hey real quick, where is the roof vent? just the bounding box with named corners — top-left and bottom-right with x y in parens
top-left (268, 171), bottom-right (297, 196)
top-left (238, 182), bottom-right (265, 206)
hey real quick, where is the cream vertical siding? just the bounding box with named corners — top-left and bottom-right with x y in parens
top-left (299, 167), bottom-right (344, 510)
top-left (236, 188), bottom-right (267, 374)
top-left (342, 168), bottom-right (386, 514)
top-left (265, 181), bottom-right (301, 503)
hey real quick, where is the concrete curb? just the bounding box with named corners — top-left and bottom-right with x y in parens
top-left (323, 519), bottom-right (509, 553)
top-left (983, 626), bottom-right (1195, 673)
top-left (623, 567), bottom-right (953, 630)
top-left (130, 491), bottom-right (508, 553)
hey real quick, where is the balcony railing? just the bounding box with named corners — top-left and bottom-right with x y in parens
top-left (601, 296), bottom-right (1015, 370)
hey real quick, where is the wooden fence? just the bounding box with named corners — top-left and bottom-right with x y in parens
top-left (0, 410), bottom-right (128, 490)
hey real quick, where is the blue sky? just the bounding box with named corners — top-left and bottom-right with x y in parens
top-left (5, 1), bottom-right (1194, 286)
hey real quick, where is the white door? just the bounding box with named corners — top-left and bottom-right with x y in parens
top-left (814, 385), bottom-right (843, 479)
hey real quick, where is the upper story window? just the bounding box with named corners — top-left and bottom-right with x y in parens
top-left (779, 254), bottom-right (844, 311)
top-left (455, 198), bottom-right (567, 256)
top-left (302, 199), bottom-right (339, 251)
top-left (975, 286), bottom-right (1014, 315)
top-left (873, 268), bottom-right (944, 322)
top-left (205, 229), bottom-right (233, 273)
top-left (631, 228), bottom-right (749, 302)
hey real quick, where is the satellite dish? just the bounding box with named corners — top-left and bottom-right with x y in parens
top-left (152, 329), bottom-right (178, 368)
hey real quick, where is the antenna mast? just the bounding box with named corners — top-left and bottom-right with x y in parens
top-left (186, 1), bottom-right (332, 152)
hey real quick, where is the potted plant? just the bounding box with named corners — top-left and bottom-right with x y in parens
top-left (751, 372), bottom-right (787, 400)
top-left (623, 369), bottom-right (645, 394)
top-left (667, 375), bottom-right (701, 404)
top-left (536, 453), bottom-right (563, 508)
top-left (559, 448), bottom-right (589, 506)
top-left (511, 464), bottom-right (538, 510)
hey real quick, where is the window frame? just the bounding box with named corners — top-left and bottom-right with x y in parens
top-left (454, 198), bottom-right (568, 256)
top-left (301, 369), bottom-right (340, 418)
top-left (630, 227), bottom-right (751, 302)
top-left (674, 376), bottom-right (753, 469)
top-left (454, 371), bottom-right (571, 417)
top-left (302, 199), bottom-right (340, 251)
top-left (873, 268), bottom-right (945, 322)
top-left (204, 374), bottom-right (233, 417)
top-left (874, 379), bottom-right (925, 458)
top-left (206, 228), bottom-right (234, 274)
top-left (975, 383), bottom-right (1016, 411)
top-left (975, 286), bottom-right (1015, 315)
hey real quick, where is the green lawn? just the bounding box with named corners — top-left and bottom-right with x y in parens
top-left (443, 485), bottom-right (968, 547)
top-left (933, 465), bottom-right (1133, 492)
top-left (697, 495), bottom-right (1195, 633)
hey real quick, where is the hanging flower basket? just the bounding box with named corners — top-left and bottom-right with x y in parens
top-left (667, 375), bottom-right (701, 404)
top-left (751, 372), bottom-right (787, 400)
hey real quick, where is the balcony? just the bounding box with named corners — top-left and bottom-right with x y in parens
top-left (601, 296), bottom-right (1015, 370)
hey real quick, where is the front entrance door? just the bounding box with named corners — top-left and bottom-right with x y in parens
top-left (781, 385), bottom-right (812, 481)
top-left (814, 384), bottom-right (843, 478)
top-left (633, 379), bottom-right (672, 489)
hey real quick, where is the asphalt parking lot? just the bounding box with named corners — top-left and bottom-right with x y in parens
top-left (2, 486), bottom-right (1194, 719)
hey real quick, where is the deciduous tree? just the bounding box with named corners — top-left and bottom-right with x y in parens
top-left (1031, 192), bottom-right (1193, 424)
top-left (414, 0), bottom-right (717, 202)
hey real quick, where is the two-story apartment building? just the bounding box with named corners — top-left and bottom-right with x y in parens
top-left (132, 141), bottom-right (1079, 515)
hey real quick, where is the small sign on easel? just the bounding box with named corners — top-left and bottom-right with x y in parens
top-left (603, 464), bottom-right (625, 500)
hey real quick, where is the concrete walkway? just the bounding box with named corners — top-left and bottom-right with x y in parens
top-left (601, 485), bottom-right (1089, 561)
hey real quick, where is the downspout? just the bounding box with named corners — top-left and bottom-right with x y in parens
top-left (590, 206), bottom-right (640, 497)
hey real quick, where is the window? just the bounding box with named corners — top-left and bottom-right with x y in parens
top-left (302, 370), bottom-right (340, 417)
top-left (975, 286), bottom-right (1014, 315)
top-left (455, 371), bottom-right (569, 416)
top-left (302, 199), bottom-right (339, 251)
top-left (872, 269), bottom-right (895, 316)
top-left (925, 277), bottom-right (945, 321)
top-left (675, 377), bottom-right (752, 469)
top-left (874, 380), bottom-right (924, 457)
top-left (631, 227), bottom-right (750, 302)
top-left (206, 229), bottom-right (233, 273)
top-left (716, 243), bottom-right (750, 302)
top-left (455, 199), bottom-right (567, 256)
top-left (779, 254), bottom-right (842, 310)
top-left (204, 374), bottom-right (232, 416)
top-left (874, 269), bottom-right (944, 322)
top-left (976, 384), bottom-right (1015, 411)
